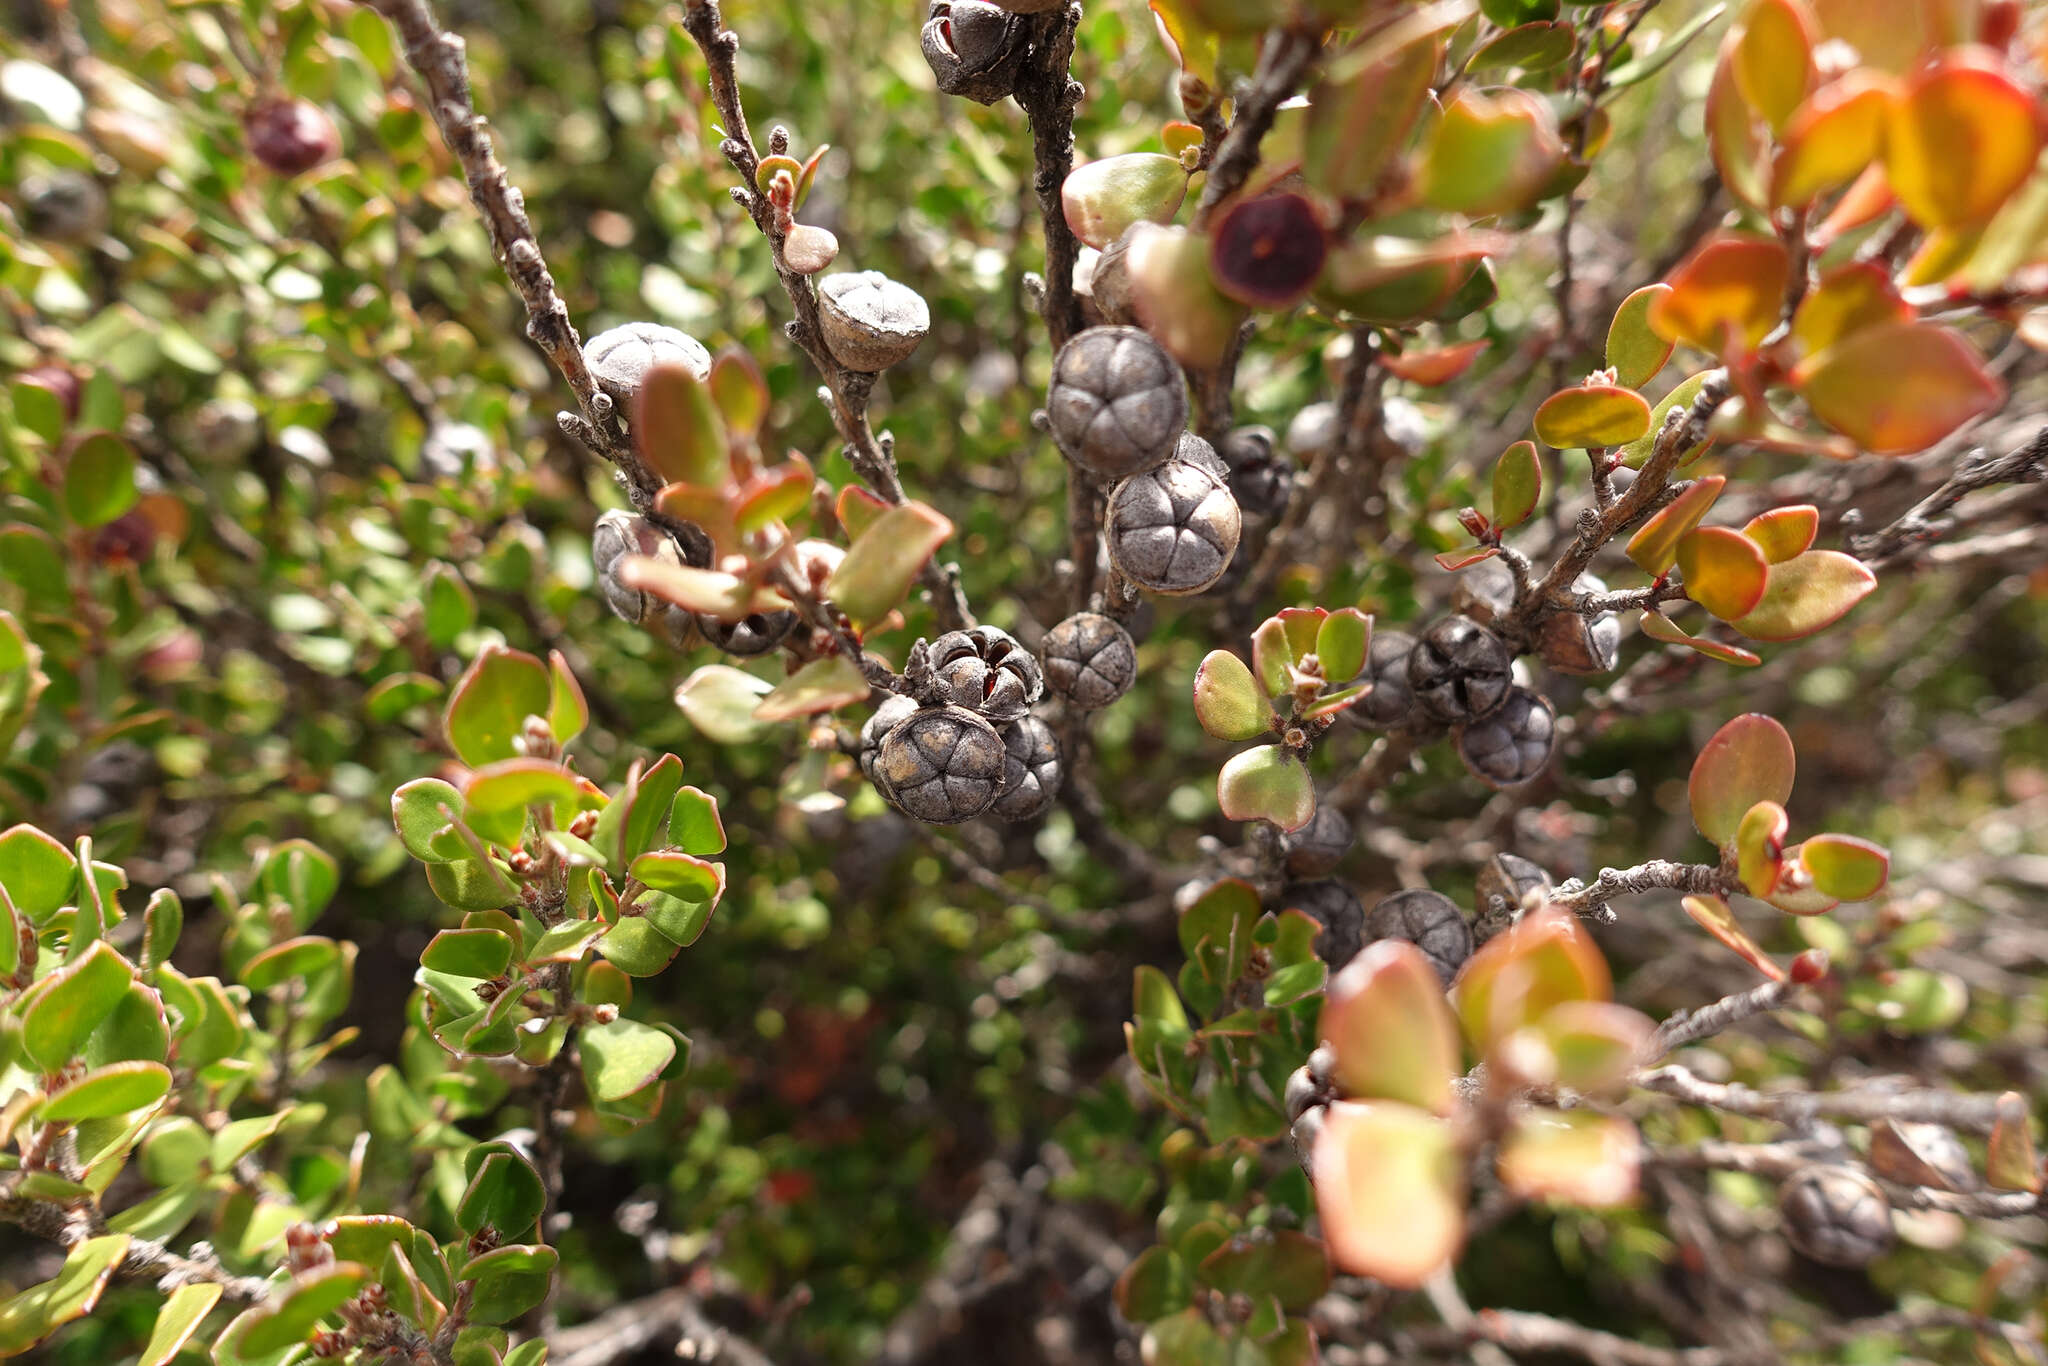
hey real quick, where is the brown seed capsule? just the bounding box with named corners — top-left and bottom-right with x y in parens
top-left (1040, 612), bottom-right (1136, 710)
top-left (583, 322), bottom-right (713, 412)
top-left (874, 705), bottom-right (1007, 824)
top-left (1047, 325), bottom-right (1189, 479)
top-left (1456, 688), bottom-right (1556, 788)
top-left (1474, 852), bottom-right (1552, 919)
top-left (1537, 574), bottom-right (1622, 676)
top-left (917, 625), bottom-right (1044, 723)
top-left (697, 610), bottom-right (798, 658)
top-left (1408, 615), bottom-right (1512, 724)
top-left (593, 510), bottom-right (676, 626)
top-left (1364, 889), bottom-right (1474, 985)
top-left (817, 271), bottom-right (931, 373)
top-left (1868, 1119), bottom-right (1977, 1193)
top-left (1281, 803), bottom-right (1352, 878)
top-left (242, 95), bottom-right (339, 176)
top-left (921, 0), bottom-right (1031, 105)
top-left (1280, 880), bottom-right (1365, 968)
top-left (1089, 225), bottom-right (1143, 325)
top-left (1342, 628), bottom-right (1419, 730)
top-left (992, 714), bottom-right (1063, 822)
top-left (1220, 425), bottom-right (1293, 519)
top-left (1107, 457), bottom-right (1241, 596)
top-left (1778, 1166), bottom-right (1894, 1267)
top-left (860, 694), bottom-right (921, 801)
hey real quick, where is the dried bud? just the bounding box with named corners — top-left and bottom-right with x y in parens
top-left (1047, 326), bottom-right (1189, 479)
top-left (1279, 880), bottom-right (1365, 968)
top-left (583, 323), bottom-right (713, 413)
top-left (1364, 889), bottom-right (1474, 985)
top-left (817, 271), bottom-right (930, 373)
top-left (1342, 629), bottom-right (1419, 730)
top-left (1456, 688), bottom-right (1556, 788)
top-left (1281, 803), bottom-right (1352, 878)
top-left (992, 714), bottom-right (1063, 822)
top-left (921, 0), bottom-right (1031, 104)
top-left (1408, 616), bottom-right (1512, 724)
top-left (873, 705), bottom-right (1008, 824)
top-left (1778, 1166), bottom-right (1895, 1267)
top-left (917, 625), bottom-right (1044, 723)
top-left (20, 170), bottom-right (107, 243)
top-left (1107, 457), bottom-right (1241, 596)
top-left (1040, 612), bottom-right (1136, 709)
top-left (242, 95), bottom-right (340, 176)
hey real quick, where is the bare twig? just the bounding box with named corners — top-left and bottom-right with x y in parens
top-left (549, 1285), bottom-right (778, 1366)
top-left (1636, 1064), bottom-right (2012, 1132)
top-left (1014, 4), bottom-right (1086, 351)
top-left (1850, 424), bottom-right (2048, 570)
top-left (1193, 28), bottom-right (1321, 223)
top-left (1550, 860), bottom-right (1739, 923)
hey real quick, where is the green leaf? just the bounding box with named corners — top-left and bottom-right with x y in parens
top-left (1734, 800), bottom-right (1788, 897)
top-left (1605, 3), bottom-right (1726, 87)
top-left (61, 432), bottom-right (138, 529)
top-left (1418, 86), bottom-right (1564, 218)
top-left (1061, 153), bottom-right (1188, 250)
top-left (366, 672), bottom-right (445, 723)
top-left (1216, 745), bottom-right (1314, 832)
top-left (212, 1110), bottom-right (291, 1170)
top-left (10, 379), bottom-right (65, 444)
top-left (674, 666), bottom-right (773, 744)
top-left (753, 654), bottom-right (869, 722)
top-left (138, 1284), bottom-right (223, 1366)
top-left (823, 501), bottom-right (955, 630)
top-left (464, 759), bottom-right (581, 816)
top-left (458, 1143), bottom-right (546, 1239)
top-left (1619, 371), bottom-right (1716, 469)
top-left (1314, 608), bottom-right (1371, 685)
top-left (1797, 834), bottom-right (1889, 902)
top-left (1727, 550), bottom-right (1876, 642)
top-left (1606, 284), bottom-right (1676, 388)
top-left (444, 647), bottom-right (551, 769)
top-left (594, 917), bottom-right (682, 977)
top-left (0, 824), bottom-right (77, 922)
top-left (255, 840), bottom-right (340, 929)
top-left (237, 1263), bottom-right (371, 1356)
top-left (526, 919), bottom-right (603, 965)
top-left (21, 940), bottom-right (133, 1072)
top-left (1303, 26), bottom-right (1441, 200)
top-left (140, 889), bottom-right (181, 974)
top-left (580, 1018), bottom-right (677, 1103)
top-left (38, 1060), bottom-right (171, 1121)
top-left (392, 778), bottom-right (466, 863)
top-left (708, 349), bottom-right (769, 437)
top-left (1689, 713), bottom-right (1796, 847)
top-left (1113, 1246), bottom-right (1193, 1324)
top-left (1192, 651), bottom-right (1271, 741)
top-left (629, 849), bottom-right (723, 902)
top-left (423, 562), bottom-right (476, 650)
top-left (1845, 966), bottom-right (1967, 1034)
top-left (461, 1245), bottom-right (558, 1326)
top-left (667, 787), bottom-right (725, 857)
top-left (0, 1234), bottom-right (129, 1356)
top-left (1490, 439), bottom-right (1542, 530)
top-left (241, 936), bottom-right (341, 993)
top-left (426, 856), bottom-right (518, 912)
top-left (0, 526), bottom-right (69, 608)
top-left (634, 364), bottom-right (726, 488)
top-left (1196, 1230), bottom-right (1330, 1312)
top-left (422, 928), bottom-right (514, 979)
top-left (547, 651), bottom-right (588, 747)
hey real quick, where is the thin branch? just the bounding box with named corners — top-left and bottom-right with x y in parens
top-left (1550, 860), bottom-right (1738, 923)
top-left (1636, 1064), bottom-right (2012, 1132)
top-left (549, 1286), bottom-right (778, 1366)
top-left (1472, 1308), bottom-right (1727, 1366)
top-left (1850, 424), bottom-right (2048, 570)
top-left (1014, 3), bottom-right (1086, 351)
top-left (2, 1197), bottom-right (274, 1304)
top-left (1646, 976), bottom-right (1795, 1058)
top-left (1193, 28), bottom-right (1321, 223)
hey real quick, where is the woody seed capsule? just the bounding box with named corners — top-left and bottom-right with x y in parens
top-left (992, 714), bottom-right (1063, 822)
top-left (1280, 880), bottom-right (1365, 968)
top-left (859, 694), bottom-right (921, 802)
top-left (1364, 889), bottom-right (1474, 985)
top-left (1281, 804), bottom-right (1352, 878)
top-left (1047, 325), bottom-right (1189, 479)
top-left (918, 625), bottom-right (1044, 724)
top-left (1107, 457), bottom-right (1241, 596)
top-left (874, 705), bottom-right (1008, 824)
top-left (1040, 612), bottom-right (1136, 710)
top-left (1408, 615), bottom-right (1512, 724)
top-left (817, 271), bottom-right (930, 373)
top-left (921, 0), bottom-right (1031, 105)
top-left (1778, 1166), bottom-right (1895, 1267)
top-left (583, 322), bottom-right (713, 412)
top-left (1342, 628), bottom-right (1419, 731)
top-left (1456, 688), bottom-right (1556, 789)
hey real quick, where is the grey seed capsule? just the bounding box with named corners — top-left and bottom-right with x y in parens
top-left (1284, 1063), bottom-right (1333, 1123)
top-left (1456, 688), bottom-right (1556, 789)
top-left (1220, 425), bottom-right (1292, 519)
top-left (592, 509), bottom-right (676, 626)
top-left (1280, 880), bottom-right (1365, 968)
top-left (874, 705), bottom-right (1007, 824)
top-left (1778, 1166), bottom-right (1894, 1268)
top-left (1342, 629), bottom-right (1419, 731)
top-left (1474, 852), bottom-right (1552, 919)
top-left (817, 271), bottom-right (930, 373)
top-left (1281, 804), bottom-right (1352, 878)
top-left (1408, 615), bottom-right (1513, 724)
top-left (1040, 612), bottom-right (1136, 710)
top-left (1868, 1120), bottom-right (1977, 1193)
top-left (22, 170), bottom-right (107, 244)
top-left (1047, 325), bottom-right (1189, 479)
top-left (921, 0), bottom-right (1031, 104)
top-left (1364, 889), bottom-right (1474, 985)
top-left (992, 714), bottom-right (1063, 822)
top-left (583, 322), bottom-right (712, 413)
top-left (860, 693), bottom-right (922, 795)
top-left (1175, 430), bottom-right (1229, 480)
top-left (697, 610), bottom-right (799, 658)
top-left (1290, 1106), bottom-right (1325, 1178)
top-left (1107, 457), bottom-right (1241, 596)
top-left (920, 625), bottom-right (1044, 724)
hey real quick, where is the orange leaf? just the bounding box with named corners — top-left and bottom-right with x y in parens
top-left (1651, 233), bottom-right (1791, 355)
top-left (1706, 33), bottom-right (1772, 210)
top-left (1728, 549), bottom-right (1876, 642)
top-left (1771, 70), bottom-right (1899, 208)
top-left (1453, 907), bottom-right (1612, 1053)
top-left (1730, 0), bottom-right (1817, 134)
top-left (1321, 941), bottom-right (1463, 1114)
top-left (1533, 384), bottom-right (1652, 449)
top-left (1639, 611), bottom-right (1763, 667)
top-left (1689, 712), bottom-right (1795, 846)
top-left (1735, 799), bottom-right (1789, 897)
top-left (1885, 51), bottom-right (2043, 229)
top-left (1682, 893), bottom-right (1789, 980)
top-left (1789, 262), bottom-right (1912, 360)
top-left (1626, 475), bottom-right (1726, 576)
top-left (1313, 1101), bottom-right (1465, 1288)
top-left (1792, 321), bottom-right (2004, 455)
top-left (1811, 163), bottom-right (1897, 246)
top-left (1382, 339), bottom-right (1488, 386)
top-left (1740, 505), bottom-right (1818, 564)
top-left (1677, 526), bottom-right (1770, 621)
top-left (1498, 1111), bottom-right (1641, 1207)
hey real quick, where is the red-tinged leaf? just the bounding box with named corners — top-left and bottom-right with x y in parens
top-left (1216, 744), bottom-right (1315, 833)
top-left (834, 485), bottom-right (887, 541)
top-left (1312, 1101), bottom-right (1464, 1288)
top-left (1689, 713), bottom-right (1795, 846)
top-left (1491, 440), bottom-right (1542, 530)
top-left (1417, 87), bottom-right (1565, 218)
top-left (1771, 69), bottom-right (1898, 208)
top-left (1321, 940), bottom-right (1462, 1114)
top-left (1061, 153), bottom-right (1188, 251)
top-left (1741, 505), bottom-right (1818, 564)
top-left (1812, 162), bottom-right (1896, 247)
top-left (1806, 0), bottom-right (1940, 75)
top-left (1677, 526), bottom-right (1770, 622)
top-left (1125, 222), bottom-right (1246, 370)
top-left (1533, 384), bottom-right (1652, 450)
top-left (1196, 1230), bottom-right (1330, 1313)
top-left (1315, 608), bottom-right (1371, 685)
top-left (732, 456), bottom-right (813, 534)
top-left (1250, 615), bottom-right (1296, 697)
top-left (1382, 339), bottom-right (1487, 386)
top-left (634, 364), bottom-right (727, 489)
top-left (1706, 34), bottom-right (1772, 210)
top-left (1885, 52), bottom-right (2042, 229)
top-left (751, 655), bottom-right (869, 723)
top-left (1315, 230), bottom-right (1507, 324)
top-left (1797, 833), bottom-right (1889, 902)
top-left (1682, 894), bottom-right (1789, 980)
top-left (1650, 232), bottom-right (1791, 354)
top-left (1987, 1093), bottom-right (2040, 1192)
top-left (1728, 549), bottom-right (1876, 642)
top-left (1625, 475), bottom-right (1726, 576)
top-left (1276, 607), bottom-right (1324, 667)
top-left (1764, 868), bottom-right (1839, 916)
top-left (1899, 223), bottom-right (1984, 289)
top-left (707, 348), bottom-right (768, 437)
top-left (1607, 285), bottom-right (1676, 389)
top-left (1792, 321), bottom-right (2003, 455)
top-left (823, 501), bottom-right (954, 629)
top-left (618, 556), bottom-right (785, 623)
top-left (1789, 263), bottom-right (1912, 361)
top-left (444, 646), bottom-right (551, 769)
top-left (1729, 0), bottom-right (1817, 133)
top-left (1453, 907), bottom-right (1612, 1054)
top-left (655, 483), bottom-right (739, 557)
top-left (1735, 799), bottom-right (1789, 897)
top-left (1302, 28), bottom-right (1442, 200)
top-left (1638, 611), bottom-right (1764, 667)
top-left (1193, 650), bottom-right (1273, 742)
top-left (1498, 1110), bottom-right (1641, 1208)
top-left (1435, 545), bottom-right (1501, 571)
top-left (1539, 1000), bottom-right (1655, 1094)
top-left (1161, 121), bottom-right (1203, 158)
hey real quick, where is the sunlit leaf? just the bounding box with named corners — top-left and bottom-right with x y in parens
top-left (1771, 70), bottom-right (1897, 208)
top-left (1689, 712), bottom-right (1795, 846)
top-left (1193, 650), bottom-right (1273, 741)
top-left (1417, 87), bottom-right (1564, 218)
top-left (1625, 475), bottom-right (1725, 576)
top-left (1728, 0), bottom-right (1816, 134)
top-left (1312, 1101), bottom-right (1464, 1289)
top-left (1320, 940), bottom-right (1462, 1114)
top-left (1682, 894), bottom-right (1788, 979)
top-left (1650, 232), bottom-right (1789, 354)
top-left (1792, 321), bottom-right (2003, 455)
top-left (1606, 285), bottom-right (1676, 389)
top-left (1797, 833), bottom-right (1889, 901)
top-left (1740, 505), bottom-right (1818, 564)
top-left (1677, 526), bottom-right (1769, 621)
top-left (752, 655), bottom-right (869, 722)
top-left (1885, 51), bottom-right (2042, 229)
top-left (824, 501), bottom-right (954, 630)
top-left (1727, 549), bottom-right (1876, 641)
top-left (1533, 384), bottom-right (1651, 449)
top-left (1735, 799), bottom-right (1788, 897)
top-left (1062, 153), bottom-right (1188, 251)
top-left (1216, 745), bottom-right (1314, 833)
top-left (1498, 1111), bottom-right (1641, 1207)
